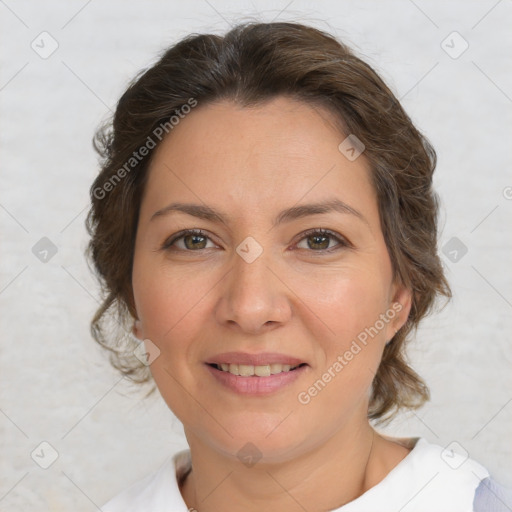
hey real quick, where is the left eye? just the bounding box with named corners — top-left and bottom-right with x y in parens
top-left (295, 229), bottom-right (347, 251)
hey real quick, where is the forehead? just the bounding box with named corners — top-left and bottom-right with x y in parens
top-left (140, 96), bottom-right (378, 226)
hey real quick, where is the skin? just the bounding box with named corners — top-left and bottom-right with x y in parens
top-left (131, 96), bottom-right (413, 511)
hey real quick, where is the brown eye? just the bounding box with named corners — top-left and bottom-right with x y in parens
top-left (295, 229), bottom-right (349, 252)
top-left (162, 229), bottom-right (216, 251)
top-left (306, 233), bottom-right (330, 250)
top-left (182, 233), bottom-right (208, 250)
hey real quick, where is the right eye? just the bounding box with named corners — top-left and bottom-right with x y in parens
top-left (161, 229), bottom-right (218, 251)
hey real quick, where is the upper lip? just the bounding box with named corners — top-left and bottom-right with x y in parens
top-left (205, 352), bottom-right (306, 366)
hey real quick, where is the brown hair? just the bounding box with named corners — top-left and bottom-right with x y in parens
top-left (85, 21), bottom-right (451, 422)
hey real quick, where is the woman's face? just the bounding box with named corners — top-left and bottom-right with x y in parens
top-left (132, 96), bottom-right (411, 461)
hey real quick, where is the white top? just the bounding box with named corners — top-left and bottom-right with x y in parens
top-left (101, 437), bottom-right (512, 511)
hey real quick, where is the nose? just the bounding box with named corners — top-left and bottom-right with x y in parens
top-left (215, 243), bottom-right (292, 335)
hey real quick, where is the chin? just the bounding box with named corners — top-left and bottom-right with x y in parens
top-left (189, 413), bottom-right (315, 464)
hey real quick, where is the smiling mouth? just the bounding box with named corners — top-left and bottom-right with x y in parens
top-left (207, 362), bottom-right (307, 377)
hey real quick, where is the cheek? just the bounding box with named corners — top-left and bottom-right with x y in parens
top-left (292, 268), bottom-right (388, 397)
top-left (133, 261), bottom-right (208, 338)
top-left (292, 265), bottom-right (390, 343)
top-left (132, 264), bottom-right (213, 419)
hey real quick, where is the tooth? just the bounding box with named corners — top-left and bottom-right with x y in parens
top-left (238, 364), bottom-right (254, 377)
top-left (270, 363), bottom-right (283, 374)
top-left (218, 362), bottom-right (300, 376)
top-left (254, 364), bottom-right (271, 377)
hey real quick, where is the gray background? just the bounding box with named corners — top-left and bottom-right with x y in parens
top-left (1, 1), bottom-right (511, 510)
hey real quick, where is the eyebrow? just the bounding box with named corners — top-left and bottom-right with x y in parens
top-left (150, 198), bottom-right (369, 229)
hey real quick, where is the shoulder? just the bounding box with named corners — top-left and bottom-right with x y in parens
top-left (342, 437), bottom-right (507, 512)
top-left (101, 450), bottom-right (191, 512)
top-left (473, 476), bottom-right (512, 512)
top-left (403, 438), bottom-right (489, 508)
top-left (395, 438), bottom-right (512, 512)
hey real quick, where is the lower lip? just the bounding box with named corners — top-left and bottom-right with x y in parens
top-left (205, 364), bottom-right (308, 395)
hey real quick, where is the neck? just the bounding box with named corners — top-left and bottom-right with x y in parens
top-left (180, 421), bottom-right (386, 512)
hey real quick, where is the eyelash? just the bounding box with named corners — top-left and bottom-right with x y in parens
top-left (160, 228), bottom-right (351, 254)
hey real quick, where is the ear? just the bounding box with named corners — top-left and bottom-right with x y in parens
top-left (132, 318), bottom-right (143, 340)
top-left (385, 281), bottom-right (413, 342)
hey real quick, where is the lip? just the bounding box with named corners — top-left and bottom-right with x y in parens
top-left (205, 352), bottom-right (306, 366)
top-left (205, 363), bottom-right (308, 395)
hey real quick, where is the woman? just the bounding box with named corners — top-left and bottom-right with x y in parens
top-left (86, 21), bottom-right (511, 511)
